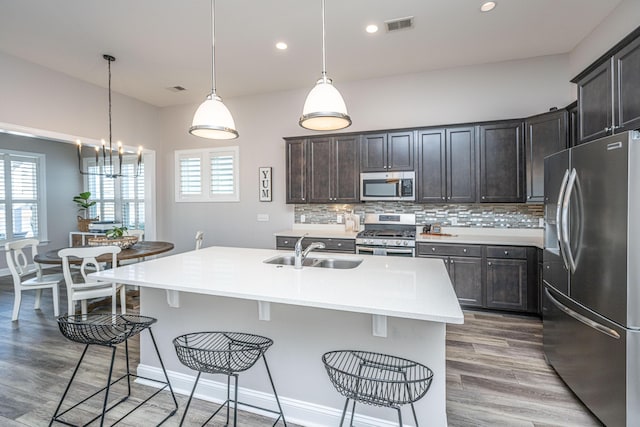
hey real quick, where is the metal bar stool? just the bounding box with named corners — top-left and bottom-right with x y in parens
top-left (173, 331), bottom-right (287, 426)
top-left (322, 350), bottom-right (434, 426)
top-left (50, 314), bottom-right (178, 426)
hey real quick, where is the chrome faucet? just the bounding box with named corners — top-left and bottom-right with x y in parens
top-left (294, 235), bottom-right (326, 269)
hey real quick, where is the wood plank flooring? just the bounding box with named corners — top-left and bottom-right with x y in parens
top-left (0, 273), bottom-right (602, 426)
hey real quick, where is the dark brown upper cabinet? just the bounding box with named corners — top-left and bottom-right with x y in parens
top-left (574, 28), bottom-right (640, 144)
top-left (478, 121), bottom-right (525, 203)
top-left (416, 126), bottom-right (476, 203)
top-left (360, 131), bottom-right (414, 172)
top-left (524, 110), bottom-right (568, 203)
top-left (308, 136), bottom-right (359, 203)
top-left (286, 138), bottom-right (307, 204)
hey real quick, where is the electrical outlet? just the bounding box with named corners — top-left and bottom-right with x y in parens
top-left (539, 218), bottom-right (544, 227)
top-left (337, 214), bottom-right (343, 224)
top-left (451, 217), bottom-right (458, 226)
top-left (300, 214), bottom-right (306, 223)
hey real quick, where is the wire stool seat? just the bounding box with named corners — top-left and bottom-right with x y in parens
top-left (50, 314), bottom-right (178, 426)
top-left (173, 331), bottom-right (286, 426)
top-left (322, 350), bottom-right (434, 426)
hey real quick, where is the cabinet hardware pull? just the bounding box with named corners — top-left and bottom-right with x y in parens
top-left (604, 126), bottom-right (612, 132)
top-left (463, 249), bottom-right (467, 253)
top-left (432, 248), bottom-right (436, 252)
top-left (488, 262), bottom-right (492, 266)
top-left (482, 196), bottom-right (486, 200)
top-left (337, 243), bottom-right (342, 247)
top-left (504, 251), bottom-right (509, 255)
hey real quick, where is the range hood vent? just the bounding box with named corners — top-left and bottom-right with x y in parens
top-left (385, 16), bottom-right (414, 32)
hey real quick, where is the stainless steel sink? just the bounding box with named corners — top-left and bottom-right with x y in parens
top-left (263, 255), bottom-right (362, 269)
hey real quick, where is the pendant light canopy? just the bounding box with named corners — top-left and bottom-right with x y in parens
top-left (189, 0), bottom-right (238, 140)
top-left (299, 0), bottom-right (351, 131)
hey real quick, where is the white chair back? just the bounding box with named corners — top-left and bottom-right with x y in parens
top-left (5, 238), bottom-right (61, 321)
top-left (195, 231), bottom-right (204, 250)
top-left (58, 246), bottom-right (125, 315)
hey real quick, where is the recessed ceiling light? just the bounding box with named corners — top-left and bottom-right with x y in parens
top-left (480, 1), bottom-right (496, 12)
top-left (276, 42), bottom-right (288, 50)
top-left (366, 24), bottom-right (378, 34)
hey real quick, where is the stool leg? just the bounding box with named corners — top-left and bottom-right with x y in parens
top-left (147, 328), bottom-right (178, 409)
top-left (233, 374), bottom-right (239, 427)
top-left (338, 398), bottom-right (349, 427)
top-left (99, 346), bottom-right (118, 427)
top-left (226, 374), bottom-right (231, 426)
top-left (124, 338), bottom-right (132, 396)
top-left (397, 407), bottom-right (403, 427)
top-left (349, 400), bottom-right (356, 427)
top-left (261, 353), bottom-right (287, 426)
top-left (179, 371), bottom-right (201, 427)
top-left (49, 344), bottom-right (90, 427)
top-left (410, 402), bottom-right (419, 427)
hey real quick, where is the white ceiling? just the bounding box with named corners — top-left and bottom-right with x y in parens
top-left (0, 0), bottom-right (622, 107)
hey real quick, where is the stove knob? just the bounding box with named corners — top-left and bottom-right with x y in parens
top-left (403, 241), bottom-right (409, 246)
top-left (395, 240), bottom-right (402, 246)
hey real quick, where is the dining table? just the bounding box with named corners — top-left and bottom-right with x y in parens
top-left (34, 240), bottom-right (174, 266)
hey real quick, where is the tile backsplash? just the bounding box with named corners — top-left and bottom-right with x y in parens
top-left (295, 202), bottom-right (544, 228)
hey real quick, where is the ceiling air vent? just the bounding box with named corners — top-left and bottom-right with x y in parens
top-left (385, 16), bottom-right (414, 33)
top-left (167, 86), bottom-right (187, 92)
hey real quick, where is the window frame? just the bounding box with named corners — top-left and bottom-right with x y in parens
top-left (174, 146), bottom-right (240, 203)
top-left (0, 149), bottom-right (48, 242)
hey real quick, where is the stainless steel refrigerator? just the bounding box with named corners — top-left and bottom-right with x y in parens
top-left (543, 130), bottom-right (640, 427)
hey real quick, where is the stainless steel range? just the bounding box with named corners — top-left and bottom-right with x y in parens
top-left (355, 213), bottom-right (416, 257)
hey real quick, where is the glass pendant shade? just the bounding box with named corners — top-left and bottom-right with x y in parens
top-left (189, 93), bottom-right (238, 139)
top-left (300, 78), bottom-right (351, 131)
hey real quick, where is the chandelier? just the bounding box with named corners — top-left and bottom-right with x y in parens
top-left (77, 54), bottom-right (142, 178)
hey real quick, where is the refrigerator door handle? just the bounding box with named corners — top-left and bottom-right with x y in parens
top-left (556, 169), bottom-right (571, 269)
top-left (561, 168), bottom-right (578, 273)
top-left (545, 288), bottom-right (621, 339)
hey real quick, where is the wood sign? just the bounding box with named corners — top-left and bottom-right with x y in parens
top-left (259, 167), bottom-right (272, 202)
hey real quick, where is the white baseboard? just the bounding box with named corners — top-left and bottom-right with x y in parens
top-left (137, 364), bottom-right (400, 427)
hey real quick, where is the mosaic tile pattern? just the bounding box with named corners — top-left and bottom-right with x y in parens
top-left (295, 202), bottom-right (544, 228)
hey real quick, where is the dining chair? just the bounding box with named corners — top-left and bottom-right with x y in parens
top-left (195, 231), bottom-right (204, 250)
top-left (58, 246), bottom-right (126, 316)
top-left (5, 239), bottom-right (63, 322)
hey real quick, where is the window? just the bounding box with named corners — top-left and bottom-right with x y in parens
top-left (0, 150), bottom-right (47, 241)
top-left (85, 156), bottom-right (145, 229)
top-left (175, 146), bottom-right (239, 202)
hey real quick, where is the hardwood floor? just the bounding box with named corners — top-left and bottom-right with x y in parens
top-left (0, 274), bottom-right (602, 426)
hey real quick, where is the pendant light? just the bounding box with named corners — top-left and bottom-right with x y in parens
top-left (299, 0), bottom-right (351, 131)
top-left (189, 0), bottom-right (238, 139)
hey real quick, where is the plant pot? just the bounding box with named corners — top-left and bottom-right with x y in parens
top-left (77, 216), bottom-right (99, 232)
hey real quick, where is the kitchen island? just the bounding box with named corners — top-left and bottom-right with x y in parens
top-left (91, 246), bottom-right (463, 426)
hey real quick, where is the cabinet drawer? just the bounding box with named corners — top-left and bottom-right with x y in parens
top-left (276, 236), bottom-right (297, 249)
top-left (416, 243), bottom-right (481, 257)
top-left (486, 246), bottom-right (527, 259)
top-left (318, 238), bottom-right (355, 253)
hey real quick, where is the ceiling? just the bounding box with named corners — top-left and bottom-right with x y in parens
top-left (0, 0), bottom-right (622, 108)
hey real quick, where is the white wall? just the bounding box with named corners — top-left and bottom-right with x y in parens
top-left (569, 0), bottom-right (640, 79)
top-left (160, 54), bottom-right (573, 252)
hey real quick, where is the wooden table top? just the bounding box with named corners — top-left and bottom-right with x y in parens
top-left (35, 241), bottom-right (174, 265)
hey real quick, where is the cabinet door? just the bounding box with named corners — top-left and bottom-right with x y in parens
top-left (486, 258), bottom-right (528, 311)
top-left (308, 137), bottom-right (333, 203)
top-left (387, 131), bottom-right (414, 171)
top-left (577, 60), bottom-right (612, 144)
top-left (524, 110), bottom-right (568, 203)
top-left (567, 103), bottom-right (579, 148)
top-left (416, 129), bottom-right (446, 202)
top-left (614, 36), bottom-right (640, 133)
top-left (447, 127), bottom-right (476, 203)
top-left (449, 256), bottom-right (483, 307)
top-left (360, 133), bottom-right (387, 172)
top-left (333, 136), bottom-right (360, 202)
top-left (286, 139), bottom-right (307, 203)
top-left (478, 122), bottom-right (524, 203)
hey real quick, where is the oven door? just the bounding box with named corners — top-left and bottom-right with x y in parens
top-left (356, 246), bottom-right (415, 257)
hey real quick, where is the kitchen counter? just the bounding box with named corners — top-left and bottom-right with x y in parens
top-left (274, 223), bottom-right (359, 239)
top-left (416, 226), bottom-right (544, 249)
top-left (91, 246), bottom-right (462, 426)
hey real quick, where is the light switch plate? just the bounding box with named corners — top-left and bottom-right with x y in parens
top-left (257, 214), bottom-right (269, 222)
top-left (300, 214), bottom-right (306, 223)
top-left (337, 214), bottom-right (343, 224)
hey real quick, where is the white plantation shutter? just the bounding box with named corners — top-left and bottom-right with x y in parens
top-left (175, 147), bottom-right (239, 202)
top-left (0, 151), bottom-right (46, 241)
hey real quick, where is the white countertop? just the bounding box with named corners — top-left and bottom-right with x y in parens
top-left (276, 224), bottom-right (544, 248)
top-left (91, 246), bottom-right (463, 324)
top-left (416, 226), bottom-right (544, 249)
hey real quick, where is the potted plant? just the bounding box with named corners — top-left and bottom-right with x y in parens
top-left (105, 226), bottom-right (128, 239)
top-left (73, 192), bottom-right (98, 231)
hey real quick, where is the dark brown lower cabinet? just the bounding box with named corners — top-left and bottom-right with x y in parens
top-left (486, 258), bottom-right (528, 311)
top-left (276, 236), bottom-right (355, 254)
top-left (417, 242), bottom-right (539, 314)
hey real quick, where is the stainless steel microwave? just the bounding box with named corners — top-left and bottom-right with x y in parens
top-left (360, 171), bottom-right (415, 201)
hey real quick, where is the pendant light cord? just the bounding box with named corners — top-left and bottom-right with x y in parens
top-left (210, 0), bottom-right (217, 95)
top-left (321, 0), bottom-right (327, 81)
